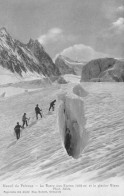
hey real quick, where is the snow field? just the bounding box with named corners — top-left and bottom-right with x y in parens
top-left (0, 82), bottom-right (123, 191)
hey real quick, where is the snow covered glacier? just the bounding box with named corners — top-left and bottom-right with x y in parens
top-left (57, 84), bottom-right (89, 159)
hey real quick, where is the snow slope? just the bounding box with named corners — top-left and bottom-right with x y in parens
top-left (0, 81), bottom-right (124, 195)
top-left (0, 65), bottom-right (46, 85)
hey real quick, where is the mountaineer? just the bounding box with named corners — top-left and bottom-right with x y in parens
top-left (35, 104), bottom-right (42, 120)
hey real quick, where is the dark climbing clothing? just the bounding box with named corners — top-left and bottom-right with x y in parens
top-left (35, 106), bottom-right (41, 113)
top-left (36, 112), bottom-right (42, 119)
top-left (14, 125), bottom-right (22, 140)
top-left (49, 100), bottom-right (56, 111)
top-left (35, 106), bottom-right (42, 119)
top-left (22, 114), bottom-right (28, 128)
top-left (22, 120), bottom-right (28, 128)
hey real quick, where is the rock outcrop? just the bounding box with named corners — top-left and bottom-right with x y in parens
top-left (57, 76), bottom-right (68, 84)
top-left (80, 58), bottom-right (124, 82)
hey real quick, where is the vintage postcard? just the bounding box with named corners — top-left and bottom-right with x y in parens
top-left (0, 0), bottom-right (124, 195)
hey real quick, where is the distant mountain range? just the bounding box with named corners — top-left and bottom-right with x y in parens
top-left (0, 27), bottom-right (61, 84)
top-left (55, 55), bottom-right (87, 75)
top-left (1, 27), bottom-right (124, 84)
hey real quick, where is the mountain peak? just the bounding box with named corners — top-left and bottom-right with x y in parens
top-left (0, 27), bottom-right (60, 79)
top-left (54, 54), bottom-right (66, 62)
top-left (55, 54), bottom-right (77, 63)
top-left (27, 38), bottom-right (35, 46)
top-left (27, 38), bottom-right (44, 53)
top-left (0, 27), bottom-right (9, 36)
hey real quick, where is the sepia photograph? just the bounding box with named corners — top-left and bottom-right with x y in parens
top-left (0, 0), bottom-right (124, 195)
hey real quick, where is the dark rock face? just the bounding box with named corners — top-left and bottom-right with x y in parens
top-left (57, 76), bottom-right (68, 84)
top-left (80, 58), bottom-right (124, 82)
top-left (0, 27), bottom-right (60, 77)
top-left (27, 39), bottom-right (60, 76)
top-left (55, 55), bottom-right (77, 75)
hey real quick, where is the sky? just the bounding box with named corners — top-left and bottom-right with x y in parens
top-left (0, 0), bottom-right (124, 61)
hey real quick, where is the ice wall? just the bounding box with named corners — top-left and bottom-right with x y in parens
top-left (57, 84), bottom-right (89, 159)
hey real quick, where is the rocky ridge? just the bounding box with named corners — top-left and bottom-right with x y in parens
top-left (0, 27), bottom-right (60, 79)
top-left (80, 58), bottom-right (124, 82)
